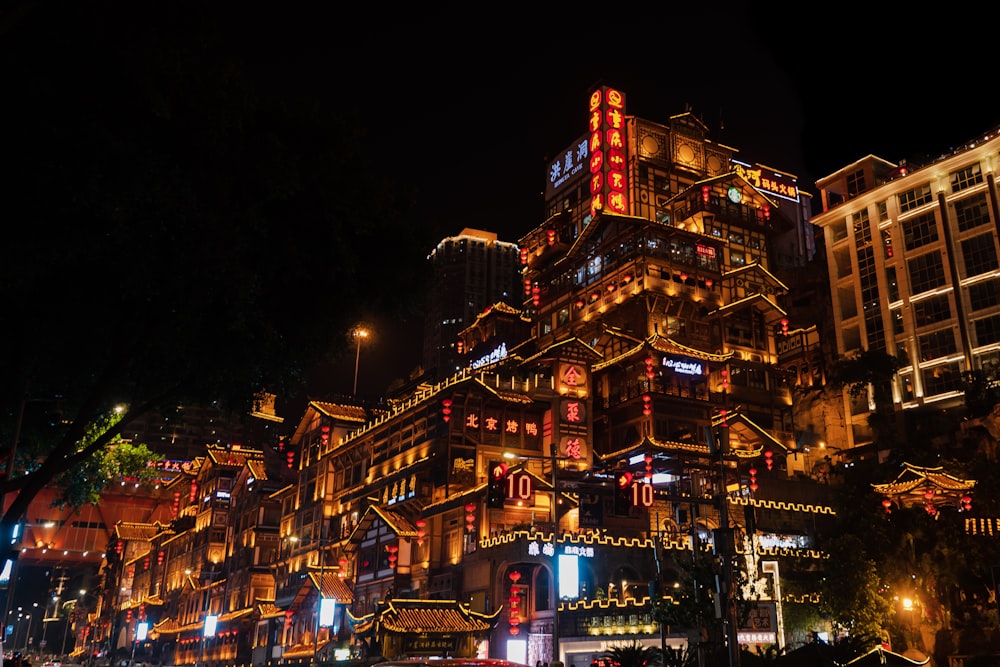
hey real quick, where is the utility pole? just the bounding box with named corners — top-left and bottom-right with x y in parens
top-left (714, 420), bottom-right (741, 667)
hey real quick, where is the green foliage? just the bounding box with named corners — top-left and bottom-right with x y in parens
top-left (602, 638), bottom-right (661, 667)
top-left (818, 534), bottom-right (892, 639)
top-left (963, 369), bottom-right (1000, 419)
top-left (827, 350), bottom-right (903, 399)
top-left (650, 544), bottom-right (719, 632)
top-left (54, 439), bottom-right (164, 508)
top-left (660, 645), bottom-right (697, 667)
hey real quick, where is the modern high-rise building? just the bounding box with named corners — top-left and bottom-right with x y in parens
top-left (811, 126), bottom-right (1000, 451)
top-left (421, 229), bottom-right (522, 381)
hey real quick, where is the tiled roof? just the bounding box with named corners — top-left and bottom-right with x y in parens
top-left (206, 444), bottom-right (264, 467)
top-left (351, 599), bottom-right (500, 635)
top-left (310, 571), bottom-right (354, 603)
top-left (258, 602), bottom-right (285, 619)
top-left (115, 522), bottom-right (168, 541)
top-left (247, 459), bottom-right (268, 480)
top-left (312, 402), bottom-right (369, 423)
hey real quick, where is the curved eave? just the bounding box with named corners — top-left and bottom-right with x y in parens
top-left (709, 293), bottom-right (787, 318)
top-left (723, 262), bottom-right (789, 291)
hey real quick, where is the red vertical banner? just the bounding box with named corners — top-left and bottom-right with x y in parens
top-left (588, 86), bottom-right (628, 217)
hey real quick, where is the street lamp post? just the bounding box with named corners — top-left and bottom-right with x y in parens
top-left (352, 328), bottom-right (369, 396)
top-left (289, 532), bottom-right (332, 667)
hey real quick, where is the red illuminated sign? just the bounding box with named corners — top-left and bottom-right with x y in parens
top-left (588, 86), bottom-right (629, 217)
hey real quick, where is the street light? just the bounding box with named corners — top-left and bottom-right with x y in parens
top-left (352, 327), bottom-right (369, 396)
top-left (289, 534), bottom-right (334, 667)
top-left (60, 592), bottom-right (85, 657)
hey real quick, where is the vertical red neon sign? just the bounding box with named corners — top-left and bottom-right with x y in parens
top-left (588, 86), bottom-right (629, 217)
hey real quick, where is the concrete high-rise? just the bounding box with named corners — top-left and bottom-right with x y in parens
top-left (421, 228), bottom-right (521, 380)
top-left (812, 127), bottom-right (1000, 450)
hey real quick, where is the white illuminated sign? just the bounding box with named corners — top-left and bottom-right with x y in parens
top-left (662, 357), bottom-right (703, 376)
top-left (470, 342), bottom-right (508, 370)
top-left (558, 553), bottom-right (579, 600)
top-left (319, 598), bottom-right (336, 627)
top-left (136, 622), bottom-right (149, 641)
top-left (546, 135), bottom-right (590, 196)
top-left (203, 614), bottom-right (218, 638)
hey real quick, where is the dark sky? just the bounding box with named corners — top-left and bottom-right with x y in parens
top-left (7, 3), bottom-right (995, 412)
top-left (311, 7), bottom-right (999, 405)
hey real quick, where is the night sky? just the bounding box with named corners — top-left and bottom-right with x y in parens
top-left (315, 7), bottom-right (998, 406)
top-left (6, 2), bottom-right (995, 413)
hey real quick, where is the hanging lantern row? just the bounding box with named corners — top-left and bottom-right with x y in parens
top-left (320, 424), bottom-right (330, 446)
top-left (416, 518), bottom-right (427, 545)
top-left (143, 555), bottom-right (151, 571)
top-left (882, 493), bottom-right (972, 515)
top-left (441, 398), bottom-right (453, 422)
top-left (780, 318), bottom-right (789, 335)
top-left (645, 356), bottom-right (655, 380)
top-left (546, 229), bottom-right (556, 245)
top-left (764, 450), bottom-right (774, 471)
top-left (720, 368), bottom-right (730, 390)
top-left (719, 409), bottom-right (729, 428)
top-left (532, 285), bottom-right (541, 307)
top-left (519, 247), bottom-right (528, 265)
top-left (523, 278), bottom-right (532, 297)
top-left (456, 340), bottom-right (464, 355)
top-left (748, 467), bottom-right (758, 493)
top-left (278, 437), bottom-right (286, 452)
top-left (172, 491), bottom-right (181, 515)
top-left (465, 503), bottom-right (476, 533)
top-left (642, 394), bottom-right (651, 416)
top-left (338, 556), bottom-right (349, 578)
top-left (286, 450), bottom-right (295, 469)
top-left (386, 544), bottom-right (398, 569)
top-left (157, 550), bottom-right (165, 566)
top-left (644, 453), bottom-right (653, 480)
top-left (115, 540), bottom-right (124, 556)
top-left (508, 570), bottom-right (522, 635)
top-left (189, 479), bottom-right (198, 503)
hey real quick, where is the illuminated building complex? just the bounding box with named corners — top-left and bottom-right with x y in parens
top-left (89, 85), bottom-right (840, 667)
top-left (422, 228), bottom-right (522, 380)
top-left (811, 127), bottom-right (1000, 451)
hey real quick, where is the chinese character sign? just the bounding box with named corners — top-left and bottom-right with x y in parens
top-left (588, 86), bottom-right (629, 217)
top-left (559, 362), bottom-right (588, 394)
top-left (560, 399), bottom-right (586, 424)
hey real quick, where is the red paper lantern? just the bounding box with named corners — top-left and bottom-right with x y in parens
top-left (882, 498), bottom-right (892, 514)
top-left (441, 398), bottom-right (453, 422)
top-left (157, 550), bottom-right (165, 566)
